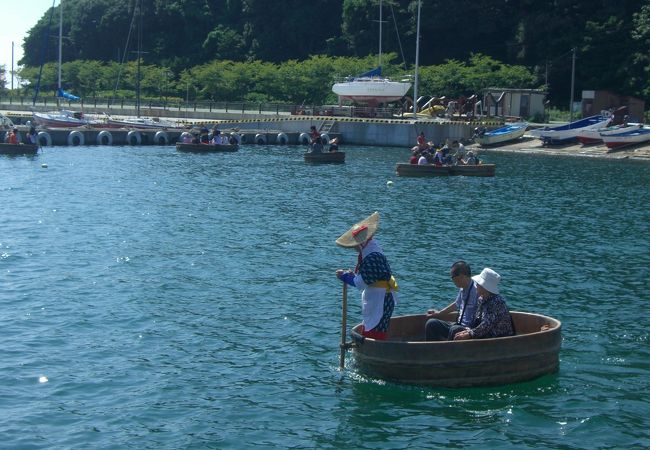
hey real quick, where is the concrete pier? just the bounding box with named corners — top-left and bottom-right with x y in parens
top-left (1, 108), bottom-right (499, 148)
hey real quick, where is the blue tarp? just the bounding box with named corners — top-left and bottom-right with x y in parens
top-left (56, 88), bottom-right (80, 101)
top-left (355, 67), bottom-right (382, 79)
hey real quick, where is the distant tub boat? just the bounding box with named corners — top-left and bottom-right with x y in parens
top-left (176, 142), bottom-right (238, 153)
top-left (303, 151), bottom-right (346, 163)
top-left (0, 143), bottom-right (39, 155)
top-left (528, 114), bottom-right (611, 145)
top-left (396, 163), bottom-right (496, 177)
top-left (350, 312), bottom-right (562, 387)
top-left (475, 123), bottom-right (528, 146)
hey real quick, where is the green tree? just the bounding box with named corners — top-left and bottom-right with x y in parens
top-left (631, 2), bottom-right (650, 100)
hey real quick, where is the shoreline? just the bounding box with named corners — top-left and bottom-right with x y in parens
top-left (470, 135), bottom-right (650, 163)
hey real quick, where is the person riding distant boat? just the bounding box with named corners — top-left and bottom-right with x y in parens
top-left (26, 126), bottom-right (37, 145)
top-left (6, 128), bottom-right (20, 144)
top-left (451, 140), bottom-right (466, 159)
top-left (328, 137), bottom-right (339, 152)
top-left (410, 149), bottom-right (420, 164)
top-left (465, 151), bottom-right (478, 165)
top-left (211, 129), bottom-right (222, 145)
top-left (309, 125), bottom-right (320, 144)
top-left (200, 128), bottom-right (210, 144)
top-left (309, 136), bottom-right (324, 153)
top-left (432, 148), bottom-right (445, 166)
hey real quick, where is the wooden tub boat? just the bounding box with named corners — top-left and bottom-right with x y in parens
top-left (176, 142), bottom-right (238, 152)
top-left (396, 163), bottom-right (496, 177)
top-left (303, 151), bottom-right (346, 163)
top-left (449, 164), bottom-right (496, 177)
top-left (0, 143), bottom-right (39, 155)
top-left (350, 311), bottom-right (561, 387)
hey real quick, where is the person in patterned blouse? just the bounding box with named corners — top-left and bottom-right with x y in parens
top-left (453, 268), bottom-right (515, 340)
top-left (335, 212), bottom-right (398, 341)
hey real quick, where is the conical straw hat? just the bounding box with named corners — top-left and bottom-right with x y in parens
top-left (335, 212), bottom-right (379, 248)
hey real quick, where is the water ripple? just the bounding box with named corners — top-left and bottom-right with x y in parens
top-left (0, 146), bottom-right (649, 448)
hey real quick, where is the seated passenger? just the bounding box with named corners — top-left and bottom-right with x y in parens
top-left (452, 268), bottom-right (515, 340)
top-left (465, 151), bottom-right (478, 165)
top-left (417, 151), bottom-right (429, 165)
top-left (410, 150), bottom-right (420, 164)
top-left (211, 130), bottom-right (222, 145)
top-left (310, 137), bottom-right (323, 153)
top-left (200, 128), bottom-right (210, 144)
top-left (26, 127), bottom-right (38, 144)
top-left (7, 128), bottom-right (18, 144)
top-left (432, 148), bottom-right (444, 166)
top-left (451, 140), bottom-right (466, 159)
top-left (328, 137), bottom-right (339, 152)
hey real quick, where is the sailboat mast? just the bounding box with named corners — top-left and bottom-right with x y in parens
top-left (58, 0), bottom-right (62, 91)
top-left (378, 0), bottom-right (382, 69)
top-left (136, 0), bottom-right (142, 118)
top-left (413, 0), bottom-right (421, 112)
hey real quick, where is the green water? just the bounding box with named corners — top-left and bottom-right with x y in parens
top-left (1, 145), bottom-right (649, 448)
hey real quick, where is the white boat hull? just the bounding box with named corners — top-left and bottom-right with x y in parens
top-left (332, 79), bottom-right (411, 105)
top-left (475, 123), bottom-right (527, 146)
top-left (601, 126), bottom-right (650, 149)
top-left (105, 117), bottom-right (181, 129)
top-left (528, 116), bottom-right (611, 144)
top-left (576, 128), bottom-right (603, 145)
top-left (33, 111), bottom-right (88, 128)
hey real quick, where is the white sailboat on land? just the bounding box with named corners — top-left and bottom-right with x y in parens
top-left (32, 0), bottom-right (89, 128)
top-left (331, 0), bottom-right (411, 106)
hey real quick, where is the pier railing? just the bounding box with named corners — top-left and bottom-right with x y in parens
top-left (0, 95), bottom-right (403, 120)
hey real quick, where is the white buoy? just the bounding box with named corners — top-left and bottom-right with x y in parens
top-left (39, 376), bottom-right (48, 383)
top-left (387, 180), bottom-right (394, 186)
top-left (41, 163), bottom-right (48, 168)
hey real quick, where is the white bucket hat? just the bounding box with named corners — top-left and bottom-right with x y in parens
top-left (472, 268), bottom-right (501, 294)
top-left (335, 212), bottom-right (379, 248)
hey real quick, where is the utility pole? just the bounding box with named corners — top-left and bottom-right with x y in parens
top-left (569, 47), bottom-right (576, 122)
top-left (11, 41), bottom-right (14, 90)
top-left (545, 60), bottom-right (548, 88)
top-left (57, 0), bottom-right (63, 108)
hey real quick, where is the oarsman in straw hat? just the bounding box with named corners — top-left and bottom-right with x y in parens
top-left (335, 212), bottom-right (398, 340)
top-left (452, 267), bottom-right (514, 340)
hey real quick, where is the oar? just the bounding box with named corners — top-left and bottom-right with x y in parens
top-left (339, 282), bottom-right (348, 370)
